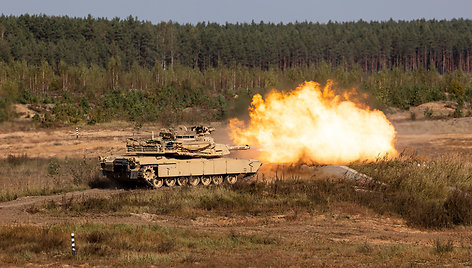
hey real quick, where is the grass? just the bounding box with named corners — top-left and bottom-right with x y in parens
top-left (36, 179), bottom-right (354, 218)
top-left (351, 152), bottom-right (472, 201)
top-left (35, 160), bottom-right (472, 229)
top-left (433, 239), bottom-right (454, 254)
top-left (0, 155), bottom-right (103, 202)
top-left (351, 152), bottom-right (472, 228)
top-left (2, 151), bottom-right (472, 229)
top-left (0, 222), bottom-right (470, 266)
top-left (0, 223), bottom-right (281, 266)
top-left (2, 152), bottom-right (472, 265)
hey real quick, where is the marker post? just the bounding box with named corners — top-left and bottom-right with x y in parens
top-left (71, 233), bottom-right (76, 256)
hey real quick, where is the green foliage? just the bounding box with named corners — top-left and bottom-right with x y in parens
top-left (52, 104), bottom-right (83, 124)
top-left (448, 80), bottom-right (465, 99)
top-left (0, 16), bottom-right (472, 124)
top-left (379, 85), bottom-right (445, 109)
top-left (1, 61), bottom-right (471, 125)
top-left (1, 16), bottom-right (472, 73)
top-left (101, 89), bottom-right (160, 122)
top-left (214, 94), bottom-right (228, 120)
top-left (18, 89), bottom-right (40, 104)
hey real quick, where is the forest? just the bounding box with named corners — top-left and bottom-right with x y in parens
top-left (0, 15), bottom-right (472, 125)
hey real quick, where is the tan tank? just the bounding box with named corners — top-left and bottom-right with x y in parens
top-left (99, 126), bottom-right (262, 188)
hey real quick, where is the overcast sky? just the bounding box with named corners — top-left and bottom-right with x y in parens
top-left (2, 0), bottom-right (472, 24)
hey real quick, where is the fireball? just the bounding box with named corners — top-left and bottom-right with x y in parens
top-left (229, 81), bottom-right (396, 164)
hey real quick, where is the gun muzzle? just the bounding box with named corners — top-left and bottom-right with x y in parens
top-left (228, 145), bottom-right (250, 150)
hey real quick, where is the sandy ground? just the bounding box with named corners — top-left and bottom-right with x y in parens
top-left (1, 112), bottom-right (472, 160)
top-left (1, 104), bottom-right (472, 263)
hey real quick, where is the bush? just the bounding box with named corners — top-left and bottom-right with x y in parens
top-left (453, 104), bottom-right (463, 118)
top-left (18, 89), bottom-right (40, 104)
top-left (424, 107), bottom-right (433, 118)
top-left (448, 80), bottom-right (465, 99)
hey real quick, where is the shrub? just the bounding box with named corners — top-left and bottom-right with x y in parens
top-left (424, 107), bottom-right (433, 118)
top-left (453, 104), bottom-right (463, 118)
top-left (448, 80), bottom-right (465, 100)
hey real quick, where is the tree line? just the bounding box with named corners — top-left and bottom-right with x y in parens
top-left (0, 15), bottom-right (472, 125)
top-left (1, 15), bottom-right (472, 73)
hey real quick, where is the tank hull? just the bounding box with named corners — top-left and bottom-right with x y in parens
top-left (101, 155), bottom-right (262, 187)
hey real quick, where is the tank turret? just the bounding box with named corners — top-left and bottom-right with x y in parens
top-left (100, 126), bottom-right (261, 188)
top-left (125, 125), bottom-right (233, 157)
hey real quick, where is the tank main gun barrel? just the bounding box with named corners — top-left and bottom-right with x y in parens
top-left (228, 145), bottom-right (250, 150)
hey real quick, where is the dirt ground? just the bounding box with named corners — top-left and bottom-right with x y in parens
top-left (2, 105), bottom-right (472, 159)
top-left (1, 103), bottom-right (472, 265)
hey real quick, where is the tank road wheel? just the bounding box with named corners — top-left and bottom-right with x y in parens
top-left (188, 176), bottom-right (200, 186)
top-left (225, 175), bottom-right (238, 185)
top-left (201, 176), bottom-right (211, 186)
top-left (150, 178), bottom-right (164, 188)
top-left (212, 176), bottom-right (223, 185)
top-left (177, 177), bottom-right (189, 186)
top-left (164, 178), bottom-right (176, 187)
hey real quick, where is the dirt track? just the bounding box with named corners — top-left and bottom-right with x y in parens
top-left (0, 189), bottom-right (120, 224)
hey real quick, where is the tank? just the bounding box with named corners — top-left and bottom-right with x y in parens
top-left (99, 126), bottom-right (262, 188)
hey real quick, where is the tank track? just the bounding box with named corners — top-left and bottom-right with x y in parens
top-left (142, 174), bottom-right (240, 189)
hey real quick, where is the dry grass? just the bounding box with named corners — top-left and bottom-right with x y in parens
top-left (36, 179), bottom-right (354, 219)
top-left (351, 152), bottom-right (472, 228)
top-left (2, 153), bottom-right (472, 266)
top-left (37, 163), bottom-right (472, 229)
top-left (0, 222), bottom-right (471, 266)
top-left (19, 151), bottom-right (472, 230)
top-left (3, 151), bottom-right (472, 229)
top-left (0, 223), bottom-right (281, 266)
top-left (351, 152), bottom-right (472, 200)
top-left (0, 155), bottom-right (102, 202)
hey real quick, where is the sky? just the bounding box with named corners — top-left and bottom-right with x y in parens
top-left (1, 0), bottom-right (472, 24)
